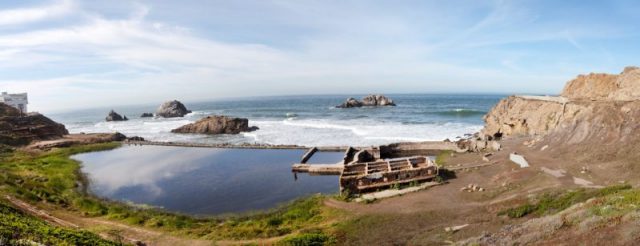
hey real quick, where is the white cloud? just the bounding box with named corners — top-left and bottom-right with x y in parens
top-left (0, 0), bottom-right (74, 26)
top-left (0, 0), bottom-right (634, 112)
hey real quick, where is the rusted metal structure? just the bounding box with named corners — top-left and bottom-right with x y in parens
top-left (292, 146), bottom-right (439, 194)
top-left (339, 156), bottom-right (438, 194)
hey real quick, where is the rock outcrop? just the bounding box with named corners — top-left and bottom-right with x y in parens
top-left (26, 132), bottom-right (139, 150)
top-left (171, 115), bottom-right (258, 135)
top-left (0, 103), bottom-right (68, 146)
top-left (105, 110), bottom-right (127, 121)
top-left (156, 100), bottom-right (191, 118)
top-left (337, 95), bottom-right (396, 108)
top-left (561, 66), bottom-right (640, 101)
top-left (140, 113), bottom-right (153, 118)
top-left (481, 66), bottom-right (640, 161)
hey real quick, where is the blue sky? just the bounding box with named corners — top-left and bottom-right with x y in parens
top-left (0, 0), bottom-right (639, 112)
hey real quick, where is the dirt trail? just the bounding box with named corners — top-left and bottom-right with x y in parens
top-left (5, 195), bottom-right (214, 245)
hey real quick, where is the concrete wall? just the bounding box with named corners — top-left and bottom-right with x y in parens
top-left (0, 92), bottom-right (28, 113)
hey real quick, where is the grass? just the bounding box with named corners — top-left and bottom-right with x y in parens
top-left (435, 150), bottom-right (452, 167)
top-left (277, 232), bottom-right (336, 246)
top-left (0, 143), bottom-right (345, 243)
top-left (0, 199), bottom-right (122, 246)
top-left (590, 188), bottom-right (640, 217)
top-left (498, 185), bottom-right (632, 218)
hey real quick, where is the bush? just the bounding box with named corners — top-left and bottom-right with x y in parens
top-left (278, 233), bottom-right (335, 246)
top-left (498, 185), bottom-right (633, 218)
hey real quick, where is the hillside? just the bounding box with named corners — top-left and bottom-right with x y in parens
top-left (0, 103), bottom-right (68, 146)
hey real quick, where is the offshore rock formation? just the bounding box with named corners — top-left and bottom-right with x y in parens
top-left (156, 100), bottom-right (192, 118)
top-left (337, 94), bottom-right (396, 108)
top-left (140, 113), bottom-right (153, 118)
top-left (0, 103), bottom-right (68, 146)
top-left (105, 110), bottom-right (127, 121)
top-left (171, 115), bottom-right (258, 135)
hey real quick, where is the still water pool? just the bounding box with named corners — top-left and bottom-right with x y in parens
top-left (72, 145), bottom-right (342, 215)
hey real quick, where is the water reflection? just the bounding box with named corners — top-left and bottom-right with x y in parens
top-left (73, 145), bottom-right (342, 215)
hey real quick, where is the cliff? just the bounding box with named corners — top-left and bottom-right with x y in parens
top-left (561, 66), bottom-right (640, 101)
top-left (482, 67), bottom-right (640, 161)
top-left (0, 103), bottom-right (68, 146)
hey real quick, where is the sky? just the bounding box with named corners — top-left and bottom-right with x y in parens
top-left (0, 0), bottom-right (639, 112)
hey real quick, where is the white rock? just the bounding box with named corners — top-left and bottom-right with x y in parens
top-left (510, 153), bottom-right (530, 168)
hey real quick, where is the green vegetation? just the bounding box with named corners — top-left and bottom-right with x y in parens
top-left (0, 143), bottom-right (343, 243)
top-left (590, 187), bottom-right (640, 217)
top-left (278, 232), bottom-right (336, 246)
top-left (0, 200), bottom-right (121, 246)
top-left (435, 150), bottom-right (452, 167)
top-left (499, 185), bottom-right (632, 218)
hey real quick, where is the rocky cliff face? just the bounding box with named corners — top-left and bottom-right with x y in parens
top-left (482, 67), bottom-right (640, 161)
top-left (0, 103), bottom-right (68, 146)
top-left (560, 66), bottom-right (640, 101)
top-left (171, 115), bottom-right (258, 134)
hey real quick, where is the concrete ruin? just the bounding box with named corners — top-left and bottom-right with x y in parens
top-left (292, 146), bottom-right (439, 195)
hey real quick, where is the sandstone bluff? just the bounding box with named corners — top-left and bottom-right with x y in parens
top-left (171, 115), bottom-right (259, 135)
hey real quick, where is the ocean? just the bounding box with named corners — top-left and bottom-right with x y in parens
top-left (51, 94), bottom-right (504, 147)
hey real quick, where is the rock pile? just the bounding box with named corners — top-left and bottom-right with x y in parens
top-left (156, 100), bottom-right (191, 118)
top-left (171, 115), bottom-right (259, 135)
top-left (460, 183), bottom-right (484, 192)
top-left (336, 94), bottom-right (396, 108)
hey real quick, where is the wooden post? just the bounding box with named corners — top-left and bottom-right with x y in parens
top-left (300, 147), bottom-right (318, 164)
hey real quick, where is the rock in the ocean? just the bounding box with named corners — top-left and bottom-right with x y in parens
top-left (140, 113), bottom-right (153, 118)
top-left (336, 94), bottom-right (396, 108)
top-left (171, 115), bottom-right (259, 135)
top-left (105, 110), bottom-right (127, 121)
top-left (337, 98), bottom-right (363, 108)
top-left (361, 94), bottom-right (396, 106)
top-left (0, 103), bottom-right (68, 146)
top-left (156, 100), bottom-right (191, 118)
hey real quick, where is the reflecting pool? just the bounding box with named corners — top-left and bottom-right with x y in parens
top-left (73, 145), bottom-right (342, 215)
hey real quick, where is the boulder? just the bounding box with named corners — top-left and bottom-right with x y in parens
top-left (0, 103), bottom-right (68, 146)
top-left (361, 94), bottom-right (396, 106)
top-left (140, 113), bottom-right (153, 118)
top-left (336, 94), bottom-right (396, 108)
top-left (105, 110), bottom-right (127, 121)
top-left (337, 98), bottom-right (363, 108)
top-left (156, 100), bottom-right (192, 118)
top-left (171, 115), bottom-right (259, 135)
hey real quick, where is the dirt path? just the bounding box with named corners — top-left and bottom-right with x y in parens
top-left (5, 195), bottom-right (214, 245)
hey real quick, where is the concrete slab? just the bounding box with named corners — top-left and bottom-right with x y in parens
top-left (510, 153), bottom-right (530, 168)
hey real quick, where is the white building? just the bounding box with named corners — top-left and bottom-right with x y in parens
top-left (1, 92), bottom-right (28, 113)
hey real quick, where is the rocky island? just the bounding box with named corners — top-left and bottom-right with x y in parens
top-left (336, 94), bottom-right (396, 108)
top-left (171, 115), bottom-right (259, 134)
top-left (105, 110), bottom-right (128, 121)
top-left (156, 100), bottom-right (191, 118)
